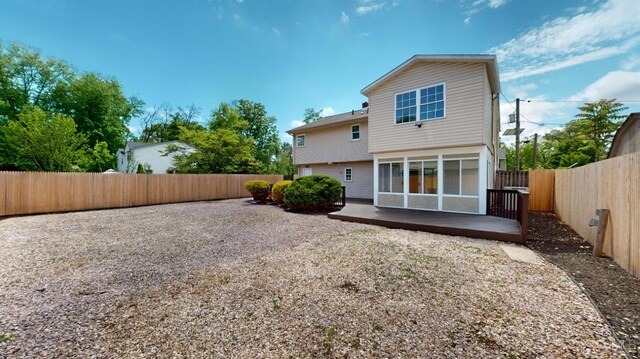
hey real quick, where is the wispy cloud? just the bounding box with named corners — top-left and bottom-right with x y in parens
top-left (291, 120), bottom-right (304, 128)
top-left (341, 11), bottom-right (350, 23)
top-left (272, 27), bottom-right (281, 35)
top-left (621, 53), bottom-right (640, 71)
top-left (356, 2), bottom-right (385, 15)
top-left (569, 70), bottom-right (640, 101)
top-left (462, 0), bottom-right (508, 24)
top-left (491, 0), bottom-right (640, 81)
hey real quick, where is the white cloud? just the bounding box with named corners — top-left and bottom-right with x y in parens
top-left (464, 17), bottom-right (471, 25)
top-left (341, 11), bottom-right (350, 23)
top-left (504, 83), bottom-right (538, 98)
top-left (291, 120), bottom-right (304, 128)
top-left (356, 2), bottom-right (385, 15)
top-left (488, 0), bottom-right (507, 8)
top-left (233, 13), bottom-right (245, 27)
top-left (236, 0), bottom-right (243, 3)
top-left (320, 107), bottom-right (335, 117)
top-left (272, 27), bottom-right (281, 35)
top-left (569, 70), bottom-right (640, 101)
top-left (491, 0), bottom-right (640, 81)
top-left (621, 53), bottom-right (640, 70)
top-left (359, 32), bottom-right (370, 37)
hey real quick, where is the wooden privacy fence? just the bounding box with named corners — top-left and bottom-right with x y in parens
top-left (528, 169), bottom-right (555, 212)
top-left (0, 172), bottom-right (283, 217)
top-left (495, 170), bottom-right (528, 188)
top-left (554, 152), bottom-right (640, 278)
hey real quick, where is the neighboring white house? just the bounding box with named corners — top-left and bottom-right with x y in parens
top-left (116, 141), bottom-right (193, 174)
top-left (288, 54), bottom-right (501, 214)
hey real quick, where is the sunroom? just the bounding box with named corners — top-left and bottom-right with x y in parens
top-left (373, 146), bottom-right (492, 214)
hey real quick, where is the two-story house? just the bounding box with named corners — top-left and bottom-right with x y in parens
top-left (288, 54), bottom-right (501, 214)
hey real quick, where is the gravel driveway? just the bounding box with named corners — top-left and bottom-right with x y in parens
top-left (0, 199), bottom-right (624, 358)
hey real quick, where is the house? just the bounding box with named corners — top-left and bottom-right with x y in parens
top-left (116, 141), bottom-right (193, 174)
top-left (608, 112), bottom-right (640, 158)
top-left (288, 54), bottom-right (501, 214)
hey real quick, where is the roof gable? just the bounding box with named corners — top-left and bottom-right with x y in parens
top-left (361, 54), bottom-right (500, 96)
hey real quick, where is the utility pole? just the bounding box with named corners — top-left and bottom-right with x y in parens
top-left (515, 98), bottom-right (521, 171)
top-left (532, 133), bottom-right (538, 169)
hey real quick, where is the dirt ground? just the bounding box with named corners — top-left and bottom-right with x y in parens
top-left (528, 211), bottom-right (640, 358)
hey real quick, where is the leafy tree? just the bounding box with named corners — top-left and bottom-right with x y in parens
top-left (138, 104), bottom-right (204, 143)
top-left (573, 99), bottom-right (626, 162)
top-left (235, 99), bottom-right (280, 173)
top-left (275, 142), bottom-right (296, 175)
top-left (2, 106), bottom-right (85, 171)
top-left (0, 42), bottom-right (73, 121)
top-left (303, 107), bottom-right (322, 124)
top-left (51, 73), bottom-right (143, 154)
top-left (81, 141), bottom-right (114, 172)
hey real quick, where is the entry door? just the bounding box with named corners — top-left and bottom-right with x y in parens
top-left (302, 167), bottom-right (312, 176)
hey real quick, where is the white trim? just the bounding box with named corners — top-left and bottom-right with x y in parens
top-left (344, 167), bottom-right (353, 182)
top-left (437, 154), bottom-right (443, 210)
top-left (373, 157), bottom-right (379, 206)
top-left (296, 134), bottom-right (306, 147)
top-left (403, 156), bottom-right (409, 208)
top-left (478, 147), bottom-right (488, 214)
top-left (375, 145), bottom-right (486, 160)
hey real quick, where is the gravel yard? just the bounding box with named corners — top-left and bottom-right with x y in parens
top-left (0, 199), bottom-right (625, 358)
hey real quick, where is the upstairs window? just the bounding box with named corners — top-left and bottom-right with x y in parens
top-left (344, 167), bottom-right (352, 182)
top-left (395, 91), bottom-right (416, 123)
top-left (395, 83), bottom-right (445, 124)
top-left (419, 84), bottom-right (445, 120)
top-left (296, 134), bottom-right (305, 147)
top-left (351, 124), bottom-right (360, 140)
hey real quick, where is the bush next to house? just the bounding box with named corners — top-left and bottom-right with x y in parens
top-left (271, 180), bottom-right (292, 204)
top-left (245, 180), bottom-right (271, 200)
top-left (284, 175), bottom-right (342, 210)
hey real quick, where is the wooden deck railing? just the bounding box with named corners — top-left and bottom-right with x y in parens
top-left (486, 189), bottom-right (529, 241)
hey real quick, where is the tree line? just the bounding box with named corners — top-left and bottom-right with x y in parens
top-left (501, 99), bottom-right (627, 170)
top-left (0, 42), bottom-right (295, 174)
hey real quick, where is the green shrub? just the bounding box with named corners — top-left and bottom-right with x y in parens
top-left (245, 180), bottom-right (271, 200)
top-left (284, 175), bottom-right (342, 210)
top-left (271, 180), bottom-right (292, 204)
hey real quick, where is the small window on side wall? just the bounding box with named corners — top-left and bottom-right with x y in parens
top-left (344, 167), bottom-right (353, 182)
top-left (296, 134), bottom-right (305, 147)
top-left (351, 125), bottom-right (360, 141)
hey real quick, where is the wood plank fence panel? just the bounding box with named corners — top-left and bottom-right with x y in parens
top-left (0, 172), bottom-right (283, 217)
top-left (554, 152), bottom-right (640, 278)
top-left (528, 169), bottom-right (555, 212)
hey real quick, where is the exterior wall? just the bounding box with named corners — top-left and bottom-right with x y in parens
top-left (293, 122), bottom-right (373, 165)
top-left (367, 62), bottom-right (490, 154)
top-left (118, 143), bottom-right (191, 174)
top-left (298, 161), bottom-right (373, 199)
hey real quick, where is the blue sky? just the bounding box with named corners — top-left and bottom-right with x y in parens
top-left (2, 0), bottom-right (640, 143)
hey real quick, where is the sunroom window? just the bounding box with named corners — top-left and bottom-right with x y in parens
top-left (378, 162), bottom-right (403, 193)
top-left (443, 159), bottom-right (478, 196)
top-left (409, 160), bottom-right (437, 194)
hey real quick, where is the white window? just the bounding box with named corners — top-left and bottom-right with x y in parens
top-left (443, 158), bottom-right (479, 196)
top-left (296, 134), bottom-right (305, 147)
top-left (378, 162), bottom-right (403, 193)
top-left (395, 83), bottom-right (445, 124)
top-left (409, 160), bottom-right (437, 194)
top-left (344, 167), bottom-right (352, 182)
top-left (351, 125), bottom-right (360, 141)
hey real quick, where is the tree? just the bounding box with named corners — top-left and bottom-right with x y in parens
top-left (2, 106), bottom-right (85, 171)
top-left (235, 99), bottom-right (280, 173)
top-left (81, 141), bottom-right (114, 172)
top-left (138, 104), bottom-right (204, 143)
top-left (274, 142), bottom-right (296, 175)
top-left (303, 107), bottom-right (322, 124)
top-left (573, 99), bottom-right (626, 162)
top-left (51, 73), bottom-right (143, 154)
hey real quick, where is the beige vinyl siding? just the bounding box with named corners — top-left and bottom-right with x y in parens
top-left (293, 122), bottom-right (373, 165)
top-left (298, 161), bottom-right (373, 199)
top-left (367, 62), bottom-right (489, 154)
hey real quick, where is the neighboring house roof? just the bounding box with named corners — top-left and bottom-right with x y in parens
top-left (287, 110), bottom-right (369, 134)
top-left (608, 112), bottom-right (640, 158)
top-left (360, 54), bottom-right (500, 96)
